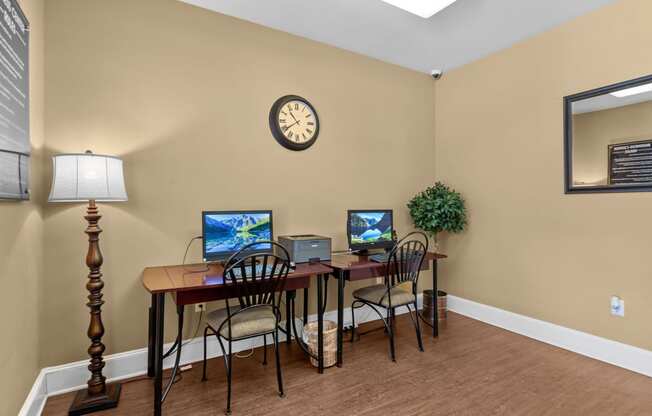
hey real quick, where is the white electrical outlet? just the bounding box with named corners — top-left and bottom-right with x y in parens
top-left (195, 303), bottom-right (206, 313)
top-left (610, 296), bottom-right (625, 317)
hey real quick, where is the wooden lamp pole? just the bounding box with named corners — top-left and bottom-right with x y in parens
top-left (69, 199), bottom-right (121, 415)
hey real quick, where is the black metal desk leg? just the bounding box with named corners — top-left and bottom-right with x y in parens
top-left (303, 287), bottom-right (309, 324)
top-left (153, 293), bottom-right (165, 416)
top-left (432, 259), bottom-right (439, 337)
top-left (147, 293), bottom-right (155, 377)
top-left (317, 274), bottom-right (324, 374)
top-left (286, 290), bottom-right (296, 345)
top-left (336, 270), bottom-right (345, 367)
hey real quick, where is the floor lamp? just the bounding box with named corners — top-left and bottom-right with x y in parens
top-left (48, 151), bottom-right (127, 415)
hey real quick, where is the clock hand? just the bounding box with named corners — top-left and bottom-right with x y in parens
top-left (289, 111), bottom-right (299, 123)
top-left (284, 120), bottom-right (300, 130)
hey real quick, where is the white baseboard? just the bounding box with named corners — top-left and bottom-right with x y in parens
top-left (18, 370), bottom-right (47, 416)
top-left (447, 295), bottom-right (652, 378)
top-left (20, 294), bottom-right (652, 415)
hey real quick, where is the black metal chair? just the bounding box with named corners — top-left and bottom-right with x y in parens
top-left (201, 241), bottom-right (290, 415)
top-left (350, 232), bottom-right (429, 361)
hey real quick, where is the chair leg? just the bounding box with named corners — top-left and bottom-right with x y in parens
top-left (413, 301), bottom-right (424, 352)
top-left (387, 307), bottom-right (396, 362)
top-left (263, 334), bottom-right (268, 365)
top-left (226, 340), bottom-right (233, 416)
top-left (392, 308), bottom-right (397, 332)
top-left (274, 329), bottom-right (285, 398)
top-left (350, 301), bottom-right (357, 343)
top-left (202, 327), bottom-right (209, 382)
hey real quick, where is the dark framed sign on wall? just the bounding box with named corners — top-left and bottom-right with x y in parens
top-left (0, 0), bottom-right (29, 200)
top-left (607, 139), bottom-right (652, 186)
top-left (564, 74), bottom-right (652, 194)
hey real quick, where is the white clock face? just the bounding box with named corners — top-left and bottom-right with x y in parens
top-left (277, 100), bottom-right (317, 144)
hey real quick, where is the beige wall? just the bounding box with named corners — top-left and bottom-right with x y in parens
top-left (0, 0), bottom-right (44, 414)
top-left (43, 0), bottom-right (435, 366)
top-left (573, 101), bottom-right (652, 186)
top-left (435, 0), bottom-right (652, 350)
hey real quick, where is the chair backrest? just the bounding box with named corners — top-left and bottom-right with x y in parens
top-left (384, 231), bottom-right (429, 291)
top-left (222, 241), bottom-right (291, 309)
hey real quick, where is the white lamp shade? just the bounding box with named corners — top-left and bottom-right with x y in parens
top-left (48, 153), bottom-right (128, 202)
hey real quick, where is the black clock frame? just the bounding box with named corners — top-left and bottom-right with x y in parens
top-left (269, 95), bottom-right (320, 151)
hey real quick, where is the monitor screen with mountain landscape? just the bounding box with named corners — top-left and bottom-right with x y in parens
top-left (202, 211), bottom-right (273, 261)
top-left (347, 210), bottom-right (394, 250)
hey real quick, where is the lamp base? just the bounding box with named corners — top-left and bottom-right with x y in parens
top-left (69, 383), bottom-right (121, 416)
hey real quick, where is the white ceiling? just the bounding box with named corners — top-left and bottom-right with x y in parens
top-left (179, 0), bottom-right (617, 73)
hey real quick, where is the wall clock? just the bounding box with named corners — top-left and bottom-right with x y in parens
top-left (269, 95), bottom-right (320, 151)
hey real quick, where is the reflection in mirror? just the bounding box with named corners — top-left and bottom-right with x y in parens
top-left (566, 76), bottom-right (652, 193)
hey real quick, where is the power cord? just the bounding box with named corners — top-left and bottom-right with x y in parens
top-left (182, 236), bottom-right (209, 273)
top-left (180, 310), bottom-right (204, 351)
top-left (169, 309), bottom-right (204, 384)
top-left (121, 309), bottom-right (205, 387)
top-left (235, 343), bottom-right (255, 359)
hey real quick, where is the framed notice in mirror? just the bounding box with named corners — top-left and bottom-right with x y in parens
top-left (608, 140), bottom-right (652, 186)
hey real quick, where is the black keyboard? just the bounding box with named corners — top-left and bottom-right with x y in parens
top-left (369, 251), bottom-right (421, 263)
top-left (228, 263), bottom-right (295, 279)
top-left (230, 264), bottom-right (268, 279)
top-left (369, 253), bottom-right (390, 263)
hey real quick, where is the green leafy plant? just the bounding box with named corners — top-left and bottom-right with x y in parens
top-left (407, 182), bottom-right (467, 242)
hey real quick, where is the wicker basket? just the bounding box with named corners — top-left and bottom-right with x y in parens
top-left (437, 290), bottom-right (447, 321)
top-left (423, 290), bottom-right (448, 322)
top-left (303, 320), bottom-right (337, 368)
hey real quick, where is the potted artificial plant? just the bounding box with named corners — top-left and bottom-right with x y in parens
top-left (407, 182), bottom-right (467, 323)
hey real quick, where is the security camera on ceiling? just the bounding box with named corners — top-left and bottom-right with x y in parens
top-left (431, 69), bottom-right (443, 80)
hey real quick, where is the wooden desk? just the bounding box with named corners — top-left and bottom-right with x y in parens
top-left (323, 252), bottom-right (446, 367)
top-left (142, 262), bottom-right (332, 416)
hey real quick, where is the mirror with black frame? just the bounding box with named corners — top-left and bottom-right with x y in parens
top-left (564, 74), bottom-right (652, 193)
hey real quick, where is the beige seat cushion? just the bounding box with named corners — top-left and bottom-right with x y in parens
top-left (353, 283), bottom-right (415, 307)
top-left (206, 305), bottom-right (277, 339)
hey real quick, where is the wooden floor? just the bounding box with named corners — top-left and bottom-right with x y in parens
top-left (43, 313), bottom-right (652, 416)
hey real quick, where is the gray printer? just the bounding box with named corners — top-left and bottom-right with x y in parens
top-left (277, 235), bottom-right (331, 263)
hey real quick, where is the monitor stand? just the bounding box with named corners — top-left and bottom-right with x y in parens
top-left (352, 248), bottom-right (386, 257)
top-left (215, 257), bottom-right (260, 268)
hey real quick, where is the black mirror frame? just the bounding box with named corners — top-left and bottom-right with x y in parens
top-left (564, 74), bottom-right (652, 194)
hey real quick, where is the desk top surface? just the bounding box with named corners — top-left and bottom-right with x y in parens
top-left (142, 262), bottom-right (333, 294)
top-left (324, 252), bottom-right (447, 271)
top-left (142, 252), bottom-right (446, 294)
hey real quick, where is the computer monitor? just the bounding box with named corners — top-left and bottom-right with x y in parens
top-left (347, 209), bottom-right (394, 252)
top-left (202, 210), bottom-right (273, 262)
